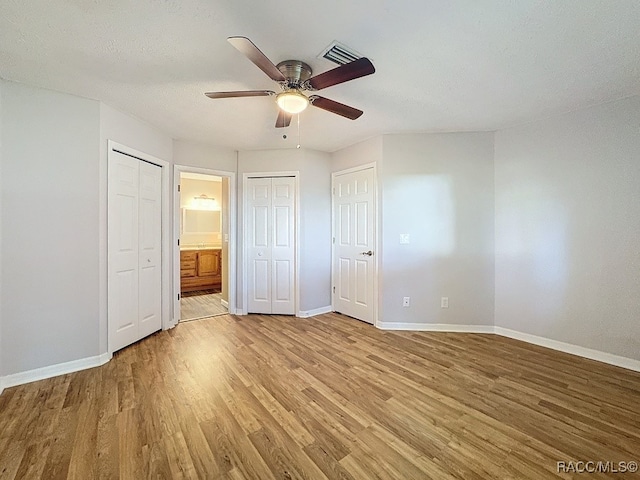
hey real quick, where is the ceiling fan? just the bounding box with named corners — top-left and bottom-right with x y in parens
top-left (205, 36), bottom-right (375, 128)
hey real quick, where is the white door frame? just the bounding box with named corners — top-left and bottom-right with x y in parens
top-left (241, 171), bottom-right (300, 316)
top-left (174, 165), bottom-right (238, 320)
top-left (107, 140), bottom-right (172, 354)
top-left (331, 162), bottom-right (379, 326)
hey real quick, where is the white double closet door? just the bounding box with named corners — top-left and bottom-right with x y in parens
top-left (246, 176), bottom-right (295, 315)
top-left (108, 151), bottom-right (162, 352)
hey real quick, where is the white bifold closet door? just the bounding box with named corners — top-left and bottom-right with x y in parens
top-left (108, 151), bottom-right (162, 352)
top-left (247, 176), bottom-right (295, 314)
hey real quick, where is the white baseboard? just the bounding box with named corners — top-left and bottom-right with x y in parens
top-left (221, 299), bottom-right (229, 308)
top-left (376, 322), bottom-right (495, 334)
top-left (0, 352), bottom-right (112, 391)
top-left (298, 306), bottom-right (333, 318)
top-left (375, 322), bottom-right (640, 373)
top-left (494, 327), bottom-right (640, 373)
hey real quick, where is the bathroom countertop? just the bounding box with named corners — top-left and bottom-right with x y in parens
top-left (180, 245), bottom-right (222, 251)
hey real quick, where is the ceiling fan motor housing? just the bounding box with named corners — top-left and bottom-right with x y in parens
top-left (276, 60), bottom-right (312, 88)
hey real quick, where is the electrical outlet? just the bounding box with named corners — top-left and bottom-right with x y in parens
top-left (403, 296), bottom-right (410, 307)
top-left (441, 297), bottom-right (449, 308)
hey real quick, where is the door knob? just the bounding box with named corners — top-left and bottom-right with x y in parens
top-left (360, 250), bottom-right (373, 256)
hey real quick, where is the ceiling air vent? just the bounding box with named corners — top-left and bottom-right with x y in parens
top-left (318, 41), bottom-right (363, 65)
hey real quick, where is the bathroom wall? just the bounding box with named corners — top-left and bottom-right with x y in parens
top-left (180, 177), bottom-right (223, 247)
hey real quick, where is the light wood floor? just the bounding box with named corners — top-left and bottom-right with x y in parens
top-left (1, 313), bottom-right (639, 479)
top-left (181, 291), bottom-right (227, 321)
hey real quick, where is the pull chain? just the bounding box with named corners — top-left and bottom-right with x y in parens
top-left (296, 113), bottom-right (301, 149)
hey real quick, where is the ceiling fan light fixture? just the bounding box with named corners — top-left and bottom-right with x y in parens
top-left (276, 90), bottom-right (309, 114)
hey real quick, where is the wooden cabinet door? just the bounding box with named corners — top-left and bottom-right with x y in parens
top-left (198, 249), bottom-right (221, 277)
top-left (214, 249), bottom-right (221, 275)
top-left (180, 251), bottom-right (197, 277)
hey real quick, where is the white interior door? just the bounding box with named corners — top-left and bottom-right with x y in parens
top-left (109, 152), bottom-right (162, 352)
top-left (247, 176), bottom-right (295, 314)
top-left (333, 166), bottom-right (375, 324)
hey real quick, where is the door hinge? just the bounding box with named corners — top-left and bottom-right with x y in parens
top-left (333, 286), bottom-right (335, 293)
top-left (332, 237), bottom-right (335, 244)
top-left (177, 238), bottom-right (180, 246)
top-left (178, 293), bottom-right (181, 301)
top-left (177, 184), bottom-right (181, 192)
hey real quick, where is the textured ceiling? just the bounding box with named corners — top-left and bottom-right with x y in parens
top-left (1, 0), bottom-right (639, 152)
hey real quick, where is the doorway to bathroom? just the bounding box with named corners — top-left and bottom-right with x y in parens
top-left (174, 167), bottom-right (236, 322)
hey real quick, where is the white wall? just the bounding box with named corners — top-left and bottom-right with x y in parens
top-left (331, 136), bottom-right (383, 172)
top-left (299, 149), bottom-right (333, 312)
top-left (0, 82), bottom-right (4, 388)
top-left (330, 134), bottom-right (495, 328)
top-left (1, 81), bottom-right (101, 375)
top-left (495, 97), bottom-right (640, 361)
top-left (237, 148), bottom-right (332, 313)
top-left (380, 133), bottom-right (495, 326)
top-left (173, 140), bottom-right (237, 172)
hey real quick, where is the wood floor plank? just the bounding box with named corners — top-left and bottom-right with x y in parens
top-left (247, 425), bottom-right (328, 480)
top-left (116, 408), bottom-right (145, 479)
top-left (95, 412), bottom-right (119, 480)
top-left (12, 440), bottom-right (50, 480)
top-left (199, 397), bottom-right (275, 480)
top-left (0, 439), bottom-right (26, 480)
top-left (163, 431), bottom-right (199, 480)
top-left (352, 425), bottom-right (431, 480)
top-left (41, 406), bottom-right (79, 480)
top-left (302, 442), bottom-right (356, 480)
top-left (66, 401), bottom-right (99, 480)
top-left (1, 312), bottom-right (639, 479)
top-left (174, 415), bottom-right (217, 479)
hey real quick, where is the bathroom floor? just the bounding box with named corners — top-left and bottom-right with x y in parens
top-left (180, 290), bottom-right (227, 321)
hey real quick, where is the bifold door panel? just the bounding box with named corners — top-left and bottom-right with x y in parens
top-left (108, 152), bottom-right (162, 351)
top-left (247, 176), bottom-right (295, 314)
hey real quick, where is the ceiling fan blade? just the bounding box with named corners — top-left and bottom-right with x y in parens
top-left (306, 57), bottom-right (375, 91)
top-left (309, 96), bottom-right (363, 120)
top-left (227, 36), bottom-right (286, 82)
top-left (205, 90), bottom-right (274, 99)
top-left (275, 110), bottom-right (292, 128)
